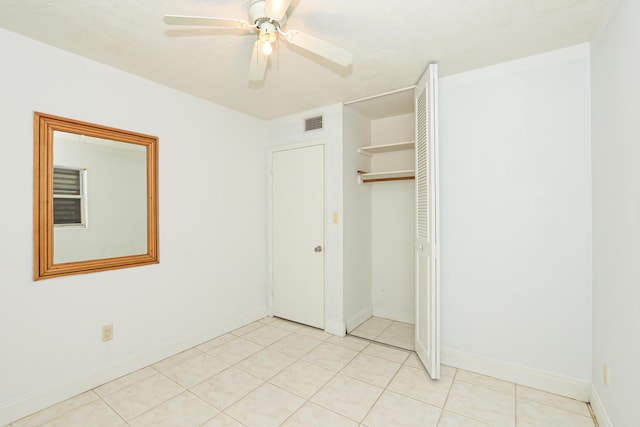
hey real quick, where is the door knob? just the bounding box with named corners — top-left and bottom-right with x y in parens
top-left (314, 246), bottom-right (323, 252)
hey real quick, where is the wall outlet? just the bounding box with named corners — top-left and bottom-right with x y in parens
top-left (603, 363), bottom-right (609, 389)
top-left (102, 324), bottom-right (113, 342)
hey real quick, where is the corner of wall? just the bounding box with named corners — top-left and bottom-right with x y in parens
top-left (442, 349), bottom-right (592, 402)
top-left (590, 385), bottom-right (613, 427)
top-left (345, 305), bottom-right (373, 332)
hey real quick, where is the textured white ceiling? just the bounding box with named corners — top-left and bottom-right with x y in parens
top-left (0, 0), bottom-right (611, 119)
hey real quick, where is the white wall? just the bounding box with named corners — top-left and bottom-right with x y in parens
top-left (439, 45), bottom-right (593, 388)
top-left (342, 106), bottom-right (373, 330)
top-left (370, 114), bottom-right (416, 323)
top-left (0, 28), bottom-right (267, 424)
top-left (591, 0), bottom-right (640, 424)
top-left (267, 104), bottom-right (346, 335)
top-left (54, 136), bottom-right (147, 262)
top-left (371, 181), bottom-right (415, 323)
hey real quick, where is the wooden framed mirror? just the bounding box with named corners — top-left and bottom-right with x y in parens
top-left (34, 112), bottom-right (159, 280)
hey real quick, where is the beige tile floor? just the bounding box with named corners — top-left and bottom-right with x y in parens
top-left (8, 317), bottom-right (597, 427)
top-left (350, 316), bottom-right (415, 351)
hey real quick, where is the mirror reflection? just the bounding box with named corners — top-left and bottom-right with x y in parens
top-left (53, 132), bottom-right (148, 264)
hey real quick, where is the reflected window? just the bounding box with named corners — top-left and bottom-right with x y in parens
top-left (53, 166), bottom-right (86, 227)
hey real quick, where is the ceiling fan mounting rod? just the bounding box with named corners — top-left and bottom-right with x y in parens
top-left (256, 17), bottom-right (279, 31)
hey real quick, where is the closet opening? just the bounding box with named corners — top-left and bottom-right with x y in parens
top-left (343, 87), bottom-right (416, 351)
top-left (342, 64), bottom-right (439, 378)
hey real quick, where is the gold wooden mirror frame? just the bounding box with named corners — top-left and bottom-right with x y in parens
top-left (34, 112), bottom-right (159, 280)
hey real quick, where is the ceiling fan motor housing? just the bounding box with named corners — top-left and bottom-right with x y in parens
top-left (259, 22), bottom-right (277, 43)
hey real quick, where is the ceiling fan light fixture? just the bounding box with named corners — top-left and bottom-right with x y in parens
top-left (262, 41), bottom-right (273, 55)
top-left (259, 21), bottom-right (277, 55)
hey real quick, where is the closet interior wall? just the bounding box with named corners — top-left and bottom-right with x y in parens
top-left (370, 113), bottom-right (416, 324)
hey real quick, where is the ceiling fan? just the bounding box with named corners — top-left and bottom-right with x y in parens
top-left (163, 0), bottom-right (353, 82)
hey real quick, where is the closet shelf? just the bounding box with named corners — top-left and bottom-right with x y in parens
top-left (357, 141), bottom-right (415, 157)
top-left (357, 170), bottom-right (415, 184)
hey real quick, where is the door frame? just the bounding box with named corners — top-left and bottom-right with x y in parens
top-left (267, 139), bottom-right (328, 329)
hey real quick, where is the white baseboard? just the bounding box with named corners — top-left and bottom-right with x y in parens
top-left (0, 306), bottom-right (267, 426)
top-left (590, 385), bottom-right (612, 427)
top-left (345, 305), bottom-right (373, 332)
top-left (441, 349), bottom-right (591, 402)
top-left (372, 305), bottom-right (414, 324)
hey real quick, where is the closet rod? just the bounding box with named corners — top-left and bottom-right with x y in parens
top-left (344, 85), bottom-right (417, 105)
top-left (361, 176), bottom-right (415, 183)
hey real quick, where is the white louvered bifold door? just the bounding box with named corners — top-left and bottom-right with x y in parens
top-left (415, 63), bottom-right (440, 379)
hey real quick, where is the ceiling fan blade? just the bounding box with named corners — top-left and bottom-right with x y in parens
top-left (163, 15), bottom-right (252, 29)
top-left (264, 0), bottom-right (293, 21)
top-left (249, 41), bottom-right (268, 82)
top-left (282, 30), bottom-right (353, 67)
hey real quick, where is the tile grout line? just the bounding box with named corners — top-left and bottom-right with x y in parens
top-left (587, 403), bottom-right (600, 427)
top-left (349, 318), bottom-right (415, 351)
top-left (348, 343), bottom-right (427, 425)
top-left (291, 334), bottom-right (387, 425)
top-left (116, 369), bottom-right (187, 424)
top-left (285, 366), bottom-right (344, 423)
top-left (14, 392), bottom-right (101, 427)
top-left (514, 379), bottom-right (519, 426)
top-left (514, 383), bottom-right (596, 423)
top-left (372, 321), bottom-right (392, 343)
top-left (232, 325), bottom-right (358, 425)
top-left (130, 351), bottom-right (240, 423)
top-left (357, 353), bottom-right (402, 425)
top-left (199, 337), bottom-right (281, 419)
top-left (437, 369), bottom-right (500, 427)
top-left (206, 323), bottom-right (347, 426)
top-left (217, 409), bottom-right (249, 427)
top-left (95, 389), bottom-right (131, 427)
top-left (330, 339), bottom-right (382, 425)
top-left (434, 364), bottom-right (458, 426)
top-left (516, 397), bottom-right (596, 424)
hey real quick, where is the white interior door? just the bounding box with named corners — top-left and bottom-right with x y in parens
top-left (271, 144), bottom-right (325, 329)
top-left (415, 63), bottom-right (440, 379)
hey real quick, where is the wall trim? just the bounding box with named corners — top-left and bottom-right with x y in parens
top-left (441, 349), bottom-right (591, 402)
top-left (590, 385), bottom-right (612, 427)
top-left (0, 306), bottom-right (267, 426)
top-left (345, 305), bottom-right (373, 332)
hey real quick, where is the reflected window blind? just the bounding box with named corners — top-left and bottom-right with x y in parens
top-left (53, 167), bottom-right (83, 225)
top-left (53, 167), bottom-right (80, 195)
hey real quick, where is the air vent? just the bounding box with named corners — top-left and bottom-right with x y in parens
top-left (305, 115), bottom-right (323, 131)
